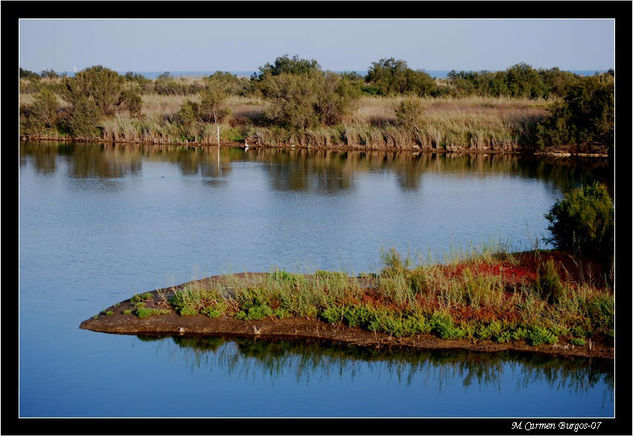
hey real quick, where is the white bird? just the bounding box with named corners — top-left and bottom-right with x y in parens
top-left (244, 139), bottom-right (250, 151)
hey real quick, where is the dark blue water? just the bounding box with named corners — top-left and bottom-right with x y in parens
top-left (19, 142), bottom-right (613, 417)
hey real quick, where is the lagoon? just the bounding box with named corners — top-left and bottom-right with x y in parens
top-left (19, 142), bottom-right (612, 417)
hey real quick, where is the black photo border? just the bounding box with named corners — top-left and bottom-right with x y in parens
top-left (2, 2), bottom-right (631, 434)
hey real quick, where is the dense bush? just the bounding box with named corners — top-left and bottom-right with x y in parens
top-left (395, 98), bottom-right (426, 130)
top-left (366, 58), bottom-right (436, 96)
top-left (535, 259), bottom-right (564, 304)
top-left (200, 81), bottom-right (231, 123)
top-left (67, 97), bottom-right (100, 137)
top-left (41, 69), bottom-right (64, 79)
top-left (262, 71), bottom-right (359, 129)
top-left (536, 74), bottom-right (614, 152)
top-left (124, 72), bottom-right (153, 93)
top-left (545, 182), bottom-right (613, 264)
top-left (446, 64), bottom-right (583, 99)
top-left (206, 71), bottom-right (248, 96)
top-left (20, 68), bottom-right (40, 80)
top-left (253, 54), bottom-right (320, 81)
top-left (154, 72), bottom-right (204, 95)
top-left (117, 89), bottom-right (143, 116)
top-left (63, 66), bottom-right (125, 116)
top-left (27, 89), bottom-right (60, 130)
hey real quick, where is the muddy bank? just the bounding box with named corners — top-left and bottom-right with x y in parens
top-left (79, 275), bottom-right (613, 361)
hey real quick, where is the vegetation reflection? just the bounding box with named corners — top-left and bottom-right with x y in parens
top-left (141, 335), bottom-right (612, 397)
top-left (21, 142), bottom-right (611, 194)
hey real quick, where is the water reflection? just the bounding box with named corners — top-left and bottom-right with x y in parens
top-left (143, 335), bottom-right (613, 399)
top-left (20, 142), bottom-right (612, 195)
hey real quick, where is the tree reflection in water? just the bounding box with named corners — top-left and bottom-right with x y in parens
top-left (139, 335), bottom-right (612, 400)
top-left (21, 142), bottom-right (611, 196)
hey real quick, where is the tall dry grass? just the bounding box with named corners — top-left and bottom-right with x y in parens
top-left (21, 83), bottom-right (549, 150)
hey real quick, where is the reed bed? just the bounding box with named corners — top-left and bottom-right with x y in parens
top-left (21, 87), bottom-right (549, 150)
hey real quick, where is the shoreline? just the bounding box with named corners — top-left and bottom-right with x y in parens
top-left (21, 136), bottom-right (609, 158)
top-left (79, 273), bottom-right (614, 361)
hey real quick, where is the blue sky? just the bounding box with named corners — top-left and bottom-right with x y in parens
top-left (19, 19), bottom-right (614, 73)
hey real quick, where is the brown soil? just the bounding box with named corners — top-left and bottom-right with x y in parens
top-left (79, 260), bottom-right (613, 360)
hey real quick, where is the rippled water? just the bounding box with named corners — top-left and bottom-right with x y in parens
top-left (19, 142), bottom-right (613, 417)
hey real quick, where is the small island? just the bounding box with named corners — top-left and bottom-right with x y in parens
top-left (80, 250), bottom-right (613, 360)
top-left (80, 181), bottom-right (614, 361)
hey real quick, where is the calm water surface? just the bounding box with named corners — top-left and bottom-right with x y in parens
top-left (19, 142), bottom-right (613, 417)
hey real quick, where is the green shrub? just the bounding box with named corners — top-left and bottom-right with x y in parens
top-left (63, 65), bottom-right (125, 116)
top-left (123, 309), bottom-right (132, 315)
top-left (313, 270), bottom-right (348, 281)
top-left (320, 306), bottom-right (344, 324)
top-left (571, 325), bottom-right (588, 338)
top-left (476, 321), bottom-right (504, 340)
top-left (535, 259), bottom-right (565, 303)
top-left (200, 81), bottom-right (231, 124)
top-left (261, 70), bottom-right (359, 130)
top-left (235, 303), bottom-right (273, 321)
top-left (586, 294), bottom-right (614, 331)
top-left (366, 58), bottom-right (436, 96)
top-left (430, 311), bottom-right (464, 339)
top-left (132, 293), bottom-right (153, 303)
top-left (527, 327), bottom-right (558, 346)
top-left (68, 97), bottom-right (100, 137)
top-left (545, 182), bottom-right (613, 265)
top-left (169, 286), bottom-right (219, 316)
top-left (536, 74), bottom-right (613, 151)
top-left (273, 307), bottom-right (291, 319)
top-left (496, 331), bottom-right (513, 343)
top-left (106, 311), bottom-right (114, 316)
top-left (380, 247), bottom-right (411, 274)
top-left (343, 305), bottom-right (374, 328)
top-left (245, 304), bottom-right (273, 320)
top-left (512, 327), bottom-right (530, 341)
top-left (201, 301), bottom-right (227, 318)
top-left (395, 98), bottom-right (426, 130)
top-left (254, 54), bottom-right (320, 81)
top-left (179, 307), bottom-right (199, 316)
top-left (118, 89), bottom-right (143, 116)
top-left (570, 337), bottom-right (586, 346)
top-left (28, 88), bottom-right (60, 131)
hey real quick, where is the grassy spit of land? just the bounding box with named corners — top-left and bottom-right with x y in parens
top-left (20, 57), bottom-right (613, 154)
top-left (80, 248), bottom-right (614, 359)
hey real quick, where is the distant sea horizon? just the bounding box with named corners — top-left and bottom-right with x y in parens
top-left (54, 69), bottom-right (608, 79)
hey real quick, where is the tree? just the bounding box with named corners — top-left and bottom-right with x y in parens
top-left (545, 182), bottom-right (613, 267)
top-left (254, 55), bottom-right (320, 82)
top-left (31, 88), bottom-right (60, 128)
top-left (366, 58), bottom-right (436, 96)
top-left (206, 71), bottom-right (247, 96)
top-left (261, 71), bottom-right (359, 130)
top-left (200, 82), bottom-right (230, 124)
top-left (505, 63), bottom-right (546, 98)
top-left (118, 89), bottom-right (143, 116)
top-left (68, 97), bottom-right (100, 137)
top-left (200, 81), bottom-right (231, 146)
top-left (536, 74), bottom-right (614, 152)
top-left (20, 68), bottom-right (40, 80)
top-left (63, 66), bottom-right (124, 116)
